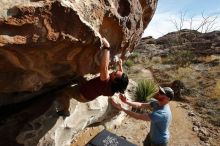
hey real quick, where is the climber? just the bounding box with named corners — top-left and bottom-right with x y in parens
top-left (57, 37), bottom-right (129, 116)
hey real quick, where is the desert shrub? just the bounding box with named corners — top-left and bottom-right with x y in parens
top-left (130, 52), bottom-right (139, 59)
top-left (135, 79), bottom-right (158, 102)
top-left (124, 59), bottom-right (134, 68)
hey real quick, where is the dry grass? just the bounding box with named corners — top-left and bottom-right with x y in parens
top-left (213, 79), bottom-right (220, 98)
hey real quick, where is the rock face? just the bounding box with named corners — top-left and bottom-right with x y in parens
top-left (0, 0), bottom-right (158, 106)
top-left (0, 1), bottom-right (158, 145)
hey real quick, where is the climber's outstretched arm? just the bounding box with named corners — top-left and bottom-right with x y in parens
top-left (100, 38), bottom-right (110, 81)
top-left (117, 58), bottom-right (123, 72)
top-left (111, 98), bottom-right (151, 122)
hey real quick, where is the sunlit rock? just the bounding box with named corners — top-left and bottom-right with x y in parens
top-left (0, 0), bottom-right (158, 105)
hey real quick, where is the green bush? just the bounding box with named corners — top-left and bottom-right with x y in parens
top-left (135, 79), bottom-right (158, 102)
top-left (130, 52), bottom-right (139, 59)
top-left (124, 59), bottom-right (134, 68)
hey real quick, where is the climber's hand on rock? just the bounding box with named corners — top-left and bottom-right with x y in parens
top-left (119, 94), bottom-right (127, 103)
top-left (102, 37), bottom-right (110, 48)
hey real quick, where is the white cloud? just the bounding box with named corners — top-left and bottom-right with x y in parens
top-left (142, 12), bottom-right (177, 38)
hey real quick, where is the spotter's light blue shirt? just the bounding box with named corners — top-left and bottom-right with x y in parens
top-left (149, 100), bottom-right (172, 144)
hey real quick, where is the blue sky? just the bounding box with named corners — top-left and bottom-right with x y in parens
top-left (142, 0), bottom-right (220, 38)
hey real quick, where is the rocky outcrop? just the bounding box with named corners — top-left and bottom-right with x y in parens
top-left (136, 30), bottom-right (220, 59)
top-left (0, 0), bottom-right (158, 106)
top-left (155, 29), bottom-right (220, 55)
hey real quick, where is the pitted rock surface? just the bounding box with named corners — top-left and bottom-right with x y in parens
top-left (0, 0), bottom-right (158, 105)
top-left (0, 1), bottom-right (158, 145)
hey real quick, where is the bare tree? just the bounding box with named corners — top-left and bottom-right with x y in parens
top-left (168, 11), bottom-right (188, 44)
top-left (170, 11), bottom-right (220, 33)
top-left (189, 16), bottom-right (194, 30)
top-left (169, 10), bottom-right (186, 31)
top-left (168, 11), bottom-right (220, 45)
top-left (194, 11), bottom-right (220, 33)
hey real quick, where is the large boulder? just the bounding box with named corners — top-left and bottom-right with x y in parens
top-left (0, 0), bottom-right (158, 106)
top-left (0, 1), bottom-right (158, 145)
